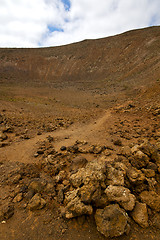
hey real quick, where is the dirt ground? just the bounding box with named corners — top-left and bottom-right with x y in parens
top-left (0, 81), bottom-right (160, 240)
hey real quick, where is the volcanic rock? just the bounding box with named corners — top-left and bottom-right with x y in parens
top-left (105, 185), bottom-right (136, 211)
top-left (78, 182), bottom-right (101, 205)
top-left (152, 213), bottom-right (160, 229)
top-left (28, 193), bottom-right (46, 210)
top-left (70, 159), bottom-right (107, 188)
top-left (139, 142), bottom-right (160, 165)
top-left (139, 191), bottom-right (160, 211)
top-left (127, 167), bottom-right (145, 185)
top-left (64, 190), bottom-right (93, 219)
top-left (131, 202), bottom-right (149, 228)
top-left (95, 204), bottom-right (129, 238)
top-left (0, 203), bottom-right (14, 221)
top-left (106, 162), bottom-right (127, 186)
top-left (70, 156), bottom-right (88, 171)
top-left (0, 131), bottom-right (7, 141)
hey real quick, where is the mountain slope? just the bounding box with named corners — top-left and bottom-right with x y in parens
top-left (0, 26), bottom-right (160, 93)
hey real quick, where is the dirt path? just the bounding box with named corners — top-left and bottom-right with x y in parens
top-left (0, 110), bottom-right (111, 163)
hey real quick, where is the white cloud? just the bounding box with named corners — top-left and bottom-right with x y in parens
top-left (0, 0), bottom-right (159, 47)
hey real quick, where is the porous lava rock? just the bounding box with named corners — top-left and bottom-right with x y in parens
top-left (70, 159), bottom-right (107, 188)
top-left (131, 201), bottom-right (149, 228)
top-left (27, 193), bottom-right (46, 210)
top-left (0, 203), bottom-right (14, 221)
top-left (139, 191), bottom-right (160, 212)
top-left (64, 189), bottom-right (93, 219)
top-left (95, 204), bottom-right (129, 238)
top-left (105, 185), bottom-right (136, 211)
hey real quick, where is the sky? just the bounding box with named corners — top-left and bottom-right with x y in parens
top-left (0, 0), bottom-right (160, 48)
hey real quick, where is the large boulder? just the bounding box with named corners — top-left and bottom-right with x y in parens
top-left (131, 202), bottom-right (149, 228)
top-left (105, 185), bottom-right (136, 211)
top-left (95, 204), bottom-right (129, 238)
top-left (139, 191), bottom-right (160, 212)
top-left (70, 159), bottom-right (107, 188)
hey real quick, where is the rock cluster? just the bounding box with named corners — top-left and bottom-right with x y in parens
top-left (60, 140), bottom-right (160, 238)
top-left (0, 139), bottom-right (160, 239)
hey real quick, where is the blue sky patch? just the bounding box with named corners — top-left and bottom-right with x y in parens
top-left (61, 0), bottom-right (71, 11)
top-left (48, 26), bottom-right (64, 33)
top-left (149, 14), bottom-right (158, 26)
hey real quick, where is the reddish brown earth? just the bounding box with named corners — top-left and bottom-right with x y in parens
top-left (0, 26), bottom-right (160, 240)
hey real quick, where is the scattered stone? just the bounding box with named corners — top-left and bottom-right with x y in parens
top-left (25, 189), bottom-right (35, 200)
top-left (37, 131), bottom-right (42, 135)
top-left (0, 114), bottom-right (3, 123)
top-left (0, 142), bottom-right (10, 147)
top-left (34, 153), bottom-right (39, 158)
top-left (57, 189), bottom-right (64, 203)
top-left (8, 174), bottom-right (22, 184)
top-left (141, 168), bottom-right (155, 178)
top-left (89, 144), bottom-right (106, 154)
top-left (0, 203), bottom-right (14, 221)
top-left (70, 156), bottom-right (88, 171)
top-left (47, 135), bottom-right (54, 142)
top-left (147, 162), bottom-right (158, 171)
top-left (113, 139), bottom-right (123, 146)
top-left (55, 171), bottom-right (66, 183)
top-left (139, 141), bottom-right (160, 165)
top-left (133, 150), bottom-right (150, 168)
top-left (13, 193), bottom-right (23, 203)
top-left (0, 131), bottom-right (7, 141)
top-left (67, 145), bottom-right (79, 153)
top-left (118, 146), bottom-right (131, 157)
top-left (60, 146), bottom-right (67, 151)
top-left (29, 179), bottom-right (46, 193)
top-left (45, 182), bottom-right (56, 195)
top-left (155, 141), bottom-right (160, 151)
top-left (105, 185), bottom-right (136, 211)
top-left (131, 202), bottom-right (149, 228)
top-left (146, 178), bottom-right (157, 191)
top-left (131, 145), bottom-right (139, 154)
top-left (63, 180), bottom-right (70, 186)
top-left (140, 191), bottom-right (160, 211)
top-left (95, 204), bottom-right (129, 238)
top-left (127, 167), bottom-right (145, 185)
top-left (152, 213), bottom-right (160, 229)
top-left (103, 149), bottom-right (111, 156)
top-left (2, 125), bottom-right (13, 133)
top-left (37, 149), bottom-right (44, 154)
top-left (28, 193), bottom-right (46, 210)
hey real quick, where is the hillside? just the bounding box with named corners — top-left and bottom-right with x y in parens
top-left (0, 26), bottom-right (160, 90)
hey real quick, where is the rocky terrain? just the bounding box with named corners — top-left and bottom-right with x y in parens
top-left (0, 26), bottom-right (160, 240)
